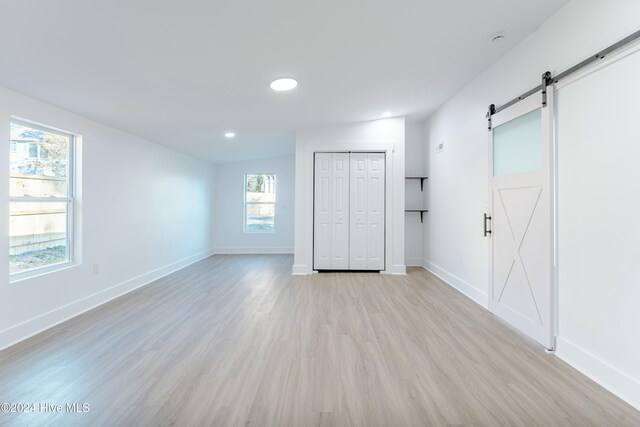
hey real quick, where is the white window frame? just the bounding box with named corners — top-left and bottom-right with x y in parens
top-left (244, 173), bottom-right (276, 233)
top-left (9, 119), bottom-right (76, 282)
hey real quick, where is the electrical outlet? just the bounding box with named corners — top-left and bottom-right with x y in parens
top-left (92, 263), bottom-right (100, 275)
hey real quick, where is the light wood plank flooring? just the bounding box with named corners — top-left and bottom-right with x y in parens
top-left (0, 255), bottom-right (638, 426)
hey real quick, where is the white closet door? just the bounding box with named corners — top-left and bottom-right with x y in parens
top-left (314, 153), bottom-right (332, 269)
top-left (313, 153), bottom-right (350, 270)
top-left (366, 153), bottom-right (385, 270)
top-left (349, 153), bottom-right (385, 270)
top-left (349, 154), bottom-right (367, 269)
top-left (331, 153), bottom-right (350, 269)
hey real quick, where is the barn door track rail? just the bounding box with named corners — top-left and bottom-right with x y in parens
top-left (486, 28), bottom-right (640, 130)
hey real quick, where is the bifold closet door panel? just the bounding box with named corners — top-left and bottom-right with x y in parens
top-left (349, 154), bottom-right (367, 269)
top-left (313, 153), bottom-right (350, 270)
top-left (331, 153), bottom-right (350, 269)
top-left (314, 153), bottom-right (332, 269)
top-left (366, 153), bottom-right (385, 270)
top-left (349, 153), bottom-right (385, 270)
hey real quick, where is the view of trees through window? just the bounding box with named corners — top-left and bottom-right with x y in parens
top-left (10, 122), bottom-right (72, 275)
top-left (245, 174), bottom-right (276, 233)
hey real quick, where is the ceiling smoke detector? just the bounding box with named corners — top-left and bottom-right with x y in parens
top-left (490, 32), bottom-right (506, 43)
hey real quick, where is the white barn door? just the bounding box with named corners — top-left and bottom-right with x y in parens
top-left (489, 90), bottom-right (555, 350)
top-left (350, 153), bottom-right (385, 270)
top-left (314, 153), bottom-right (350, 270)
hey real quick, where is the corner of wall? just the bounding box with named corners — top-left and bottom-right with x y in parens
top-left (405, 258), bottom-right (424, 267)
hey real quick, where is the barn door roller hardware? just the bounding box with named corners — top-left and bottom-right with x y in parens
top-left (486, 104), bottom-right (496, 130)
top-left (541, 71), bottom-right (553, 107)
top-left (486, 70), bottom-right (552, 130)
top-left (486, 28), bottom-right (640, 131)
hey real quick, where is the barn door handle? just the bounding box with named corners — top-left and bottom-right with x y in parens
top-left (484, 213), bottom-right (492, 237)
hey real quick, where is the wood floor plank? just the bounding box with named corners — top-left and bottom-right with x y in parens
top-left (0, 254), bottom-right (638, 426)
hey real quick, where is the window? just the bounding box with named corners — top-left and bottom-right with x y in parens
top-left (28, 142), bottom-right (39, 159)
top-left (10, 120), bottom-right (75, 278)
top-left (244, 173), bottom-right (276, 233)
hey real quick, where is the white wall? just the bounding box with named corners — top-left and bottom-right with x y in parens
top-left (0, 86), bottom-right (216, 350)
top-left (293, 117), bottom-right (405, 275)
top-left (213, 155), bottom-right (294, 253)
top-left (404, 122), bottom-right (425, 266)
top-left (423, 0), bottom-right (640, 409)
top-left (555, 45), bottom-right (640, 410)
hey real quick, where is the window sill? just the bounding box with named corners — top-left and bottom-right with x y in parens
top-left (10, 261), bottom-right (79, 284)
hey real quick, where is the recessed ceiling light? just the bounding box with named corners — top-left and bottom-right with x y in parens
top-left (225, 132), bottom-right (236, 138)
top-left (490, 32), bottom-right (506, 43)
top-left (270, 78), bottom-right (298, 91)
top-left (382, 111), bottom-right (392, 118)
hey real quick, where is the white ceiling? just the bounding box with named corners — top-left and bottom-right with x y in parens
top-left (0, 0), bottom-right (568, 164)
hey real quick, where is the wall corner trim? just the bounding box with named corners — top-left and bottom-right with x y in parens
top-left (0, 248), bottom-right (215, 352)
top-left (422, 259), bottom-right (489, 308)
top-left (556, 337), bottom-right (640, 411)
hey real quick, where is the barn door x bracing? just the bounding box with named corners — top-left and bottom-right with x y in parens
top-left (489, 90), bottom-right (556, 350)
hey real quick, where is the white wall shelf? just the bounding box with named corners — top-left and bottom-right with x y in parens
top-left (405, 209), bottom-right (429, 223)
top-left (405, 177), bottom-right (428, 222)
top-left (405, 176), bottom-right (429, 191)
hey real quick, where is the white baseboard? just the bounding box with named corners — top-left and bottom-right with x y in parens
top-left (382, 264), bottom-right (407, 275)
top-left (556, 337), bottom-right (640, 411)
top-left (0, 248), bottom-right (215, 352)
top-left (422, 259), bottom-right (488, 308)
top-left (214, 247), bottom-right (293, 254)
top-left (292, 264), bottom-right (312, 275)
top-left (291, 264), bottom-right (406, 275)
top-left (405, 257), bottom-right (424, 267)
